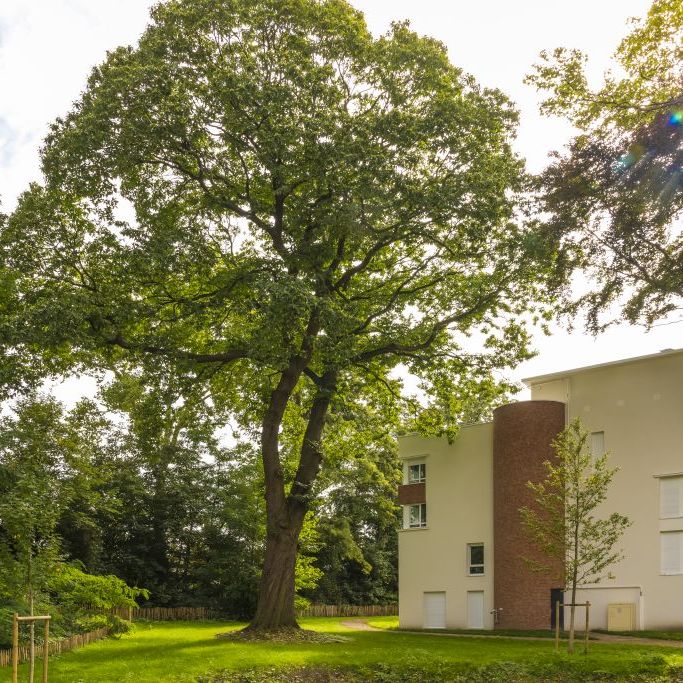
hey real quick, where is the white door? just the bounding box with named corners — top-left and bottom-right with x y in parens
top-left (423, 592), bottom-right (446, 629)
top-left (467, 591), bottom-right (484, 629)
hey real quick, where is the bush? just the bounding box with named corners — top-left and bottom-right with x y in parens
top-left (0, 606), bottom-right (19, 649)
top-left (46, 564), bottom-right (147, 638)
top-left (0, 563), bottom-right (146, 648)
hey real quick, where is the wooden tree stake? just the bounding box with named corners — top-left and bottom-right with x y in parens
top-left (584, 601), bottom-right (590, 655)
top-left (43, 619), bottom-right (49, 683)
top-left (11, 615), bottom-right (51, 682)
top-left (12, 613), bottom-right (18, 683)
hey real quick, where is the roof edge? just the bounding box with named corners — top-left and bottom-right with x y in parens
top-left (523, 348), bottom-right (683, 386)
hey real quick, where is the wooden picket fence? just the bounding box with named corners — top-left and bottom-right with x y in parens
top-left (109, 604), bottom-right (397, 621)
top-left (0, 627), bottom-right (109, 668)
top-left (297, 604), bottom-right (398, 618)
top-left (107, 603), bottom-right (396, 621)
top-left (108, 606), bottom-right (217, 621)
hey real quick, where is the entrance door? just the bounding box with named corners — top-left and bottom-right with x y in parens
top-left (423, 592), bottom-right (446, 629)
top-left (467, 591), bottom-right (484, 629)
top-left (550, 588), bottom-right (564, 631)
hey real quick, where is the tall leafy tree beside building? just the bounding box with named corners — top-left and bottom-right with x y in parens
top-left (3, 0), bottom-right (555, 629)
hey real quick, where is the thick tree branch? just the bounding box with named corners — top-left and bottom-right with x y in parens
top-left (351, 288), bottom-right (504, 363)
top-left (103, 333), bottom-right (247, 364)
top-left (287, 368), bottom-right (338, 515)
top-left (259, 307), bottom-right (322, 526)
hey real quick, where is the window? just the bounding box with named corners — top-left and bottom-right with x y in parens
top-left (660, 476), bottom-right (683, 519)
top-left (661, 531), bottom-right (683, 575)
top-left (409, 503), bottom-right (427, 528)
top-left (589, 431), bottom-right (605, 460)
top-left (468, 543), bottom-right (485, 575)
top-left (408, 463), bottom-right (426, 484)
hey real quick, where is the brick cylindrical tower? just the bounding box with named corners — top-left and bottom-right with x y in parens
top-left (493, 400), bottom-right (565, 630)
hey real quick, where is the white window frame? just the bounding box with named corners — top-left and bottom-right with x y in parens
top-left (467, 543), bottom-right (485, 576)
top-left (408, 462), bottom-right (426, 484)
top-left (407, 503), bottom-right (427, 529)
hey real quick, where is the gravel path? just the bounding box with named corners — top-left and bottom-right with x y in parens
top-left (340, 620), bottom-right (557, 642)
top-left (341, 619), bottom-right (683, 648)
top-left (340, 619), bottom-right (381, 632)
top-left (591, 632), bottom-right (683, 648)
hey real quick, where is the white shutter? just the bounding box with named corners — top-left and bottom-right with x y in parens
top-left (590, 431), bottom-right (605, 459)
top-left (660, 477), bottom-right (683, 518)
top-left (661, 532), bottom-right (683, 575)
top-left (423, 592), bottom-right (446, 629)
top-left (467, 591), bottom-right (485, 629)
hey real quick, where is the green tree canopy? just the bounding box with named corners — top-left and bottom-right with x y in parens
top-left (3, 0), bottom-right (554, 628)
top-left (528, 0), bottom-right (683, 329)
top-left (0, 394), bottom-right (147, 652)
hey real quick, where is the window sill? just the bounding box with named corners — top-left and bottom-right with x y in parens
top-left (400, 526), bottom-right (430, 532)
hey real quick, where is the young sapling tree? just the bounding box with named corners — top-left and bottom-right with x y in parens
top-left (520, 418), bottom-right (631, 653)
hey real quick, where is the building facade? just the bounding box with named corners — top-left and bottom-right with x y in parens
top-left (398, 350), bottom-right (683, 631)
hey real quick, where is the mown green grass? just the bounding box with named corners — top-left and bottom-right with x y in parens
top-left (1, 618), bottom-right (682, 682)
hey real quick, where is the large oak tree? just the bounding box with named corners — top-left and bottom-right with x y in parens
top-left (2, 0), bottom-right (554, 629)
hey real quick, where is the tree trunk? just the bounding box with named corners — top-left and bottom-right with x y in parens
top-left (150, 456), bottom-right (171, 591)
top-left (568, 470), bottom-right (580, 654)
top-left (568, 554), bottom-right (578, 653)
top-left (247, 361), bottom-right (336, 631)
top-left (247, 357), bottom-right (308, 630)
top-left (249, 521), bottom-right (302, 629)
top-left (568, 600), bottom-right (576, 654)
top-left (28, 549), bottom-right (35, 683)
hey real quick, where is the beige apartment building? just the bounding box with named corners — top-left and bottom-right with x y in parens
top-left (398, 349), bottom-right (683, 632)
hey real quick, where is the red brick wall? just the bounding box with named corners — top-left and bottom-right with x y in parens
top-left (397, 483), bottom-right (426, 505)
top-left (492, 400), bottom-right (565, 630)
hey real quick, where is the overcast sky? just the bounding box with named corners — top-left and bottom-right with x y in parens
top-left (1, 0), bottom-right (680, 403)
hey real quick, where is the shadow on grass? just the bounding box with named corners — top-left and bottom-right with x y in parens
top-left (3, 619), bottom-right (683, 683)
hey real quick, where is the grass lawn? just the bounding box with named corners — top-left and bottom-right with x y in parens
top-left (1, 618), bottom-right (682, 682)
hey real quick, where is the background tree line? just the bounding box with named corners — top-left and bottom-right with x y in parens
top-left (0, 362), bottom-right (403, 647)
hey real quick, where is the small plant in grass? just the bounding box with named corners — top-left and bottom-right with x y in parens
top-left (520, 418), bottom-right (631, 654)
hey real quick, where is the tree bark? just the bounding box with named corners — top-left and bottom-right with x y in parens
top-left (248, 357), bottom-right (307, 630)
top-left (250, 519), bottom-right (303, 629)
top-left (150, 451), bottom-right (172, 592)
top-left (568, 510), bottom-right (580, 654)
top-left (248, 364), bottom-right (336, 630)
top-left (568, 599), bottom-right (576, 654)
top-left (28, 548), bottom-right (35, 683)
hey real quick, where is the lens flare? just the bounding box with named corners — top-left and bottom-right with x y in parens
top-left (668, 109), bottom-right (683, 126)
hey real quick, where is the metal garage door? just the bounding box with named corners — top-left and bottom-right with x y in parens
top-left (467, 591), bottom-right (484, 629)
top-left (423, 592), bottom-right (446, 629)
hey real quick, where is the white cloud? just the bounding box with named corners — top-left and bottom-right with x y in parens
top-left (0, 0), bottom-right (154, 209)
